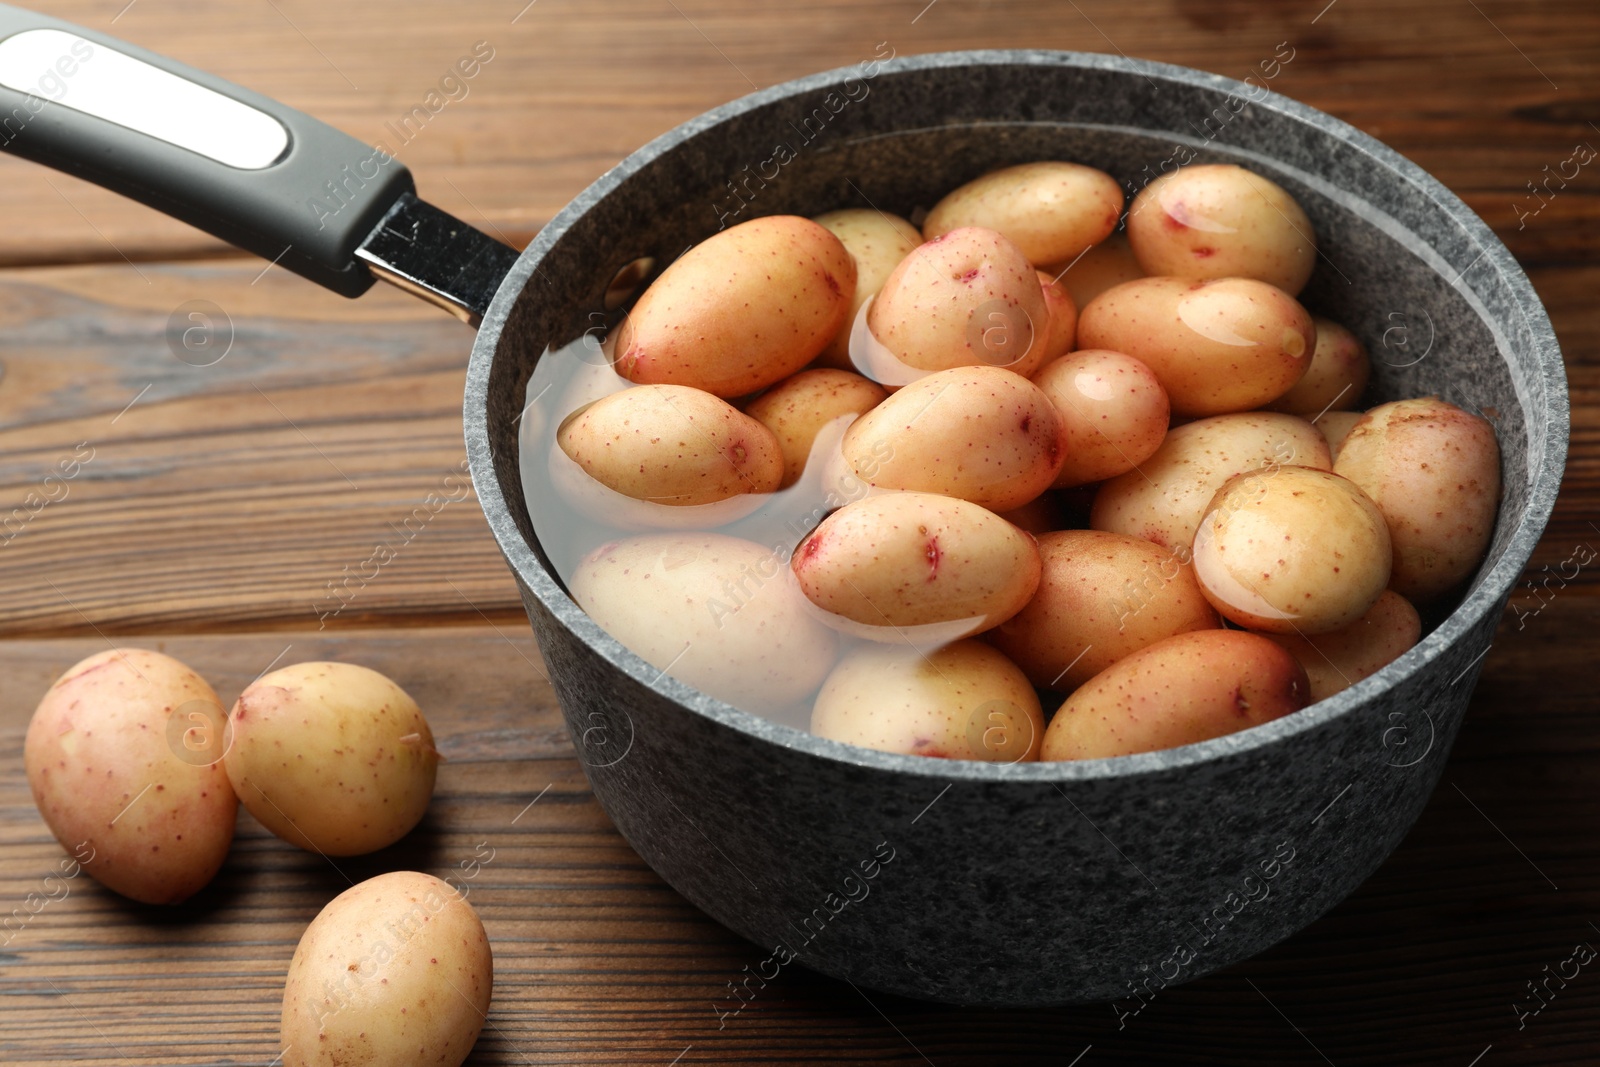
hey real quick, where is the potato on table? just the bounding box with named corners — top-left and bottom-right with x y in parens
top-left (1261, 589), bottom-right (1421, 702)
top-left (24, 648), bottom-right (237, 904)
top-left (1040, 630), bottom-right (1310, 760)
top-left (225, 662), bottom-right (439, 856)
top-left (923, 161), bottom-right (1124, 267)
top-left (812, 641), bottom-right (1043, 761)
top-left (612, 215), bottom-right (855, 397)
top-left (812, 209), bottom-right (923, 370)
top-left (280, 871), bottom-right (492, 1067)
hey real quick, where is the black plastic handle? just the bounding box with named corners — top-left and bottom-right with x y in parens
top-left (0, 4), bottom-right (416, 297)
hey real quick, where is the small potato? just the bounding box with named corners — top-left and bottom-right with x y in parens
top-left (24, 649), bottom-right (237, 904)
top-left (558, 384), bottom-right (783, 505)
top-left (745, 369), bottom-right (887, 487)
top-left (1040, 630), bottom-right (1310, 760)
top-left (1333, 397), bottom-right (1501, 602)
top-left (1265, 316), bottom-right (1370, 415)
top-left (792, 492), bottom-right (1042, 641)
top-left (867, 226), bottom-right (1050, 380)
top-left (280, 871), bottom-right (492, 1067)
top-left (1261, 589), bottom-right (1421, 702)
top-left (841, 366), bottom-right (1067, 512)
top-left (813, 209), bottom-right (923, 369)
top-left (1034, 349), bottom-right (1170, 487)
top-left (226, 663), bottom-right (439, 857)
top-left (1091, 412), bottom-right (1331, 552)
top-left (571, 533), bottom-right (838, 710)
top-left (987, 530), bottom-right (1220, 691)
top-left (812, 641), bottom-right (1043, 761)
top-left (1192, 466), bottom-right (1392, 634)
top-left (1036, 270), bottom-right (1078, 364)
top-left (1046, 230), bottom-right (1145, 311)
top-left (1077, 276), bottom-right (1315, 416)
top-left (1313, 410), bottom-right (1365, 460)
top-left (613, 215), bottom-right (854, 397)
top-left (923, 162), bottom-right (1124, 266)
top-left (1126, 164), bottom-right (1317, 295)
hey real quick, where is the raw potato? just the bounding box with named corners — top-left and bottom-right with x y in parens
top-left (1265, 316), bottom-right (1370, 415)
top-left (226, 663), bottom-right (439, 857)
top-left (1037, 270), bottom-right (1079, 364)
top-left (1333, 397), bottom-right (1501, 602)
top-left (867, 226), bottom-right (1050, 380)
top-left (1126, 164), bottom-right (1317, 295)
top-left (792, 492), bottom-right (1042, 640)
top-left (1262, 589), bottom-right (1421, 702)
top-left (612, 215), bottom-right (855, 397)
top-left (1035, 349), bottom-right (1170, 487)
top-left (280, 871), bottom-right (492, 1067)
top-left (1091, 412), bottom-right (1331, 551)
top-left (24, 649), bottom-right (237, 904)
top-left (1040, 630), bottom-right (1310, 760)
top-left (1313, 410), bottom-right (1365, 460)
top-left (811, 641), bottom-right (1043, 761)
top-left (840, 366), bottom-right (1067, 512)
top-left (923, 161), bottom-right (1125, 266)
top-left (745, 369), bottom-right (887, 487)
top-left (813, 209), bottom-right (923, 369)
top-left (571, 533), bottom-right (838, 709)
top-left (1047, 230), bottom-right (1145, 311)
top-left (558, 384), bottom-right (783, 506)
top-left (987, 530), bottom-right (1220, 690)
top-left (1077, 276), bottom-right (1315, 416)
top-left (1192, 466), bottom-right (1392, 634)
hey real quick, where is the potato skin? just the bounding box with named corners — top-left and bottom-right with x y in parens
top-left (226, 663), bottom-right (439, 857)
top-left (1047, 230), bottom-right (1145, 311)
top-left (1332, 397), bottom-right (1501, 602)
top-left (558, 384), bottom-right (783, 506)
top-left (1037, 270), bottom-right (1079, 364)
top-left (1265, 316), bottom-right (1370, 415)
top-left (841, 366), bottom-right (1067, 512)
top-left (24, 648), bottom-right (237, 905)
top-left (570, 533), bottom-right (838, 709)
top-left (1313, 410), bottom-right (1365, 460)
top-left (792, 492), bottom-right (1042, 639)
top-left (280, 871), bottom-right (492, 1067)
top-left (812, 209), bottom-right (922, 370)
top-left (1034, 349), bottom-right (1170, 487)
top-left (811, 641), bottom-right (1043, 761)
top-left (745, 369), bottom-right (887, 487)
top-left (1192, 466), bottom-right (1392, 634)
top-left (1126, 164), bottom-right (1317, 295)
top-left (987, 530), bottom-right (1221, 691)
top-left (923, 162), bottom-right (1124, 266)
top-left (1261, 589), bottom-right (1421, 702)
top-left (1091, 412), bottom-right (1331, 552)
top-left (868, 226), bottom-right (1050, 379)
top-left (612, 215), bottom-right (854, 397)
top-left (1077, 276), bottom-right (1315, 416)
top-left (1040, 630), bottom-right (1310, 760)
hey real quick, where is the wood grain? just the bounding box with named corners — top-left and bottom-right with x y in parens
top-left (0, 0), bottom-right (1597, 1063)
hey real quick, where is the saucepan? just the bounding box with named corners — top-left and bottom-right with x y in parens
top-left (0, 5), bottom-right (1566, 1006)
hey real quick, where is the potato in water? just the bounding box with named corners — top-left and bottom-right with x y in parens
top-left (923, 161), bottom-right (1124, 266)
top-left (1265, 316), bottom-right (1370, 416)
top-left (812, 641), bottom-right (1043, 761)
top-left (1192, 466), bottom-right (1392, 634)
top-left (812, 209), bottom-right (923, 370)
top-left (841, 365), bottom-right (1067, 512)
top-left (1126, 163), bottom-right (1317, 295)
top-left (1078, 276), bottom-right (1316, 416)
top-left (792, 492), bottom-right (1041, 641)
top-left (745, 369), bottom-right (887, 488)
top-left (226, 662), bottom-right (439, 856)
top-left (1046, 230), bottom-right (1145, 311)
top-left (25, 649), bottom-right (237, 904)
top-left (280, 871), bottom-right (492, 1067)
top-left (571, 533), bottom-right (838, 710)
top-left (1262, 590), bottom-right (1421, 702)
top-left (612, 215), bottom-right (854, 397)
top-left (1333, 397), bottom-right (1500, 602)
top-left (1041, 630), bottom-right (1310, 760)
top-left (1034, 349), bottom-right (1170, 488)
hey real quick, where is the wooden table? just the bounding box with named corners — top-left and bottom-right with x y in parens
top-left (1, 1), bottom-right (1594, 1063)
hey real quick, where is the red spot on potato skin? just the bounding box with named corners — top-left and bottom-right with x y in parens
top-left (925, 537), bottom-right (942, 581)
top-left (1193, 246), bottom-right (1216, 258)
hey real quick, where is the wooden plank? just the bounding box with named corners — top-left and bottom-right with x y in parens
top-left (0, 622), bottom-right (1597, 1065)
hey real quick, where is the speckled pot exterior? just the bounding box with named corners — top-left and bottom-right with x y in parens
top-left (462, 52), bottom-right (1567, 1006)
